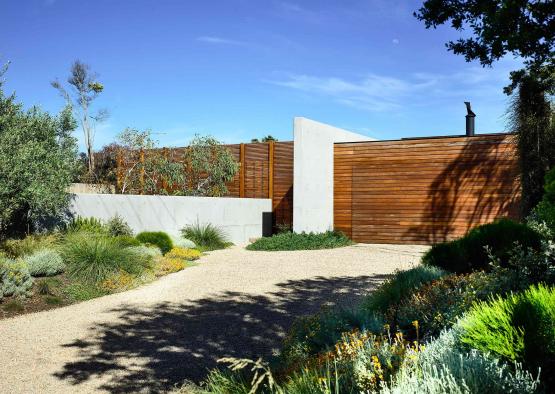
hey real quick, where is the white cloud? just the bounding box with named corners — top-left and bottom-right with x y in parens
top-left (267, 65), bottom-right (515, 113)
top-left (196, 36), bottom-right (248, 46)
top-left (392, 38), bottom-right (400, 45)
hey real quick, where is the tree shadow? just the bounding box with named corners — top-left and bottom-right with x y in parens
top-left (405, 136), bottom-right (520, 243)
top-left (54, 274), bottom-right (388, 393)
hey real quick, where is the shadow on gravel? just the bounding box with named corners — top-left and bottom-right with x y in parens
top-left (54, 274), bottom-right (388, 393)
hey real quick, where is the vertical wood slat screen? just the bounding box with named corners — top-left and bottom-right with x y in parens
top-left (334, 134), bottom-right (521, 245)
top-left (116, 141), bottom-right (294, 229)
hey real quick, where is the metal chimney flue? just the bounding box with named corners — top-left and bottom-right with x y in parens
top-left (464, 101), bottom-right (475, 136)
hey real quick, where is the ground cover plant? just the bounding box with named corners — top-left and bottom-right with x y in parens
top-left (0, 216), bottom-right (204, 318)
top-left (246, 231), bottom-right (352, 251)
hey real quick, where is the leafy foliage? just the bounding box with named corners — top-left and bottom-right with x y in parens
top-left (23, 248), bottom-right (65, 277)
top-left (0, 79), bottom-right (78, 237)
top-left (247, 231), bottom-right (352, 251)
top-left (0, 234), bottom-right (61, 258)
top-left (136, 231), bottom-right (173, 254)
top-left (62, 234), bottom-right (151, 283)
top-left (181, 223), bottom-right (229, 251)
top-left (117, 128), bottom-right (185, 195)
top-left (361, 266), bottom-right (446, 315)
top-left (460, 284), bottom-right (555, 388)
top-left (182, 135), bottom-right (239, 197)
top-left (509, 75), bottom-right (555, 215)
top-left (65, 216), bottom-right (106, 234)
top-left (382, 329), bottom-right (540, 394)
top-left (414, 0), bottom-right (555, 93)
top-left (0, 258), bottom-right (33, 298)
top-left (165, 247), bottom-right (201, 261)
top-left (105, 214), bottom-right (133, 237)
top-left (530, 167), bottom-right (555, 238)
top-left (422, 219), bottom-right (543, 273)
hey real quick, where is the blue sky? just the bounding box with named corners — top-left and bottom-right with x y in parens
top-left (1, 0), bottom-right (520, 150)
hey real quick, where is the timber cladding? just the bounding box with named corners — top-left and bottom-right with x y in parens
top-left (334, 134), bottom-right (520, 245)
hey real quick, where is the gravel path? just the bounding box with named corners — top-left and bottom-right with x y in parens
top-left (0, 244), bottom-right (427, 393)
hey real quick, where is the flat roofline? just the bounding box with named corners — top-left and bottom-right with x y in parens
top-left (334, 132), bottom-right (512, 145)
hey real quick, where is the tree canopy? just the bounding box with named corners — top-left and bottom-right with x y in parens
top-left (0, 76), bottom-right (78, 237)
top-left (414, 0), bottom-right (555, 92)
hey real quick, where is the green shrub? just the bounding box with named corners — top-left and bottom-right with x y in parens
top-left (126, 245), bottom-right (162, 259)
top-left (23, 248), bottom-right (65, 277)
top-left (361, 266), bottom-right (447, 315)
top-left (423, 219), bottom-right (543, 273)
top-left (2, 300), bottom-right (25, 312)
top-left (62, 234), bottom-right (151, 283)
top-left (0, 234), bottom-right (61, 258)
top-left (44, 295), bottom-right (63, 305)
top-left (37, 277), bottom-right (62, 296)
top-left (460, 284), bottom-right (555, 388)
top-left (105, 214), bottom-right (133, 237)
top-left (280, 307), bottom-right (383, 369)
top-left (136, 231), bottom-right (173, 254)
top-left (65, 216), bottom-right (106, 234)
top-left (171, 235), bottom-right (196, 249)
top-left (382, 328), bottom-right (540, 394)
top-left (247, 231), bottom-right (351, 251)
top-left (529, 167), bottom-right (555, 239)
top-left (113, 235), bottom-right (141, 248)
top-left (181, 223), bottom-right (229, 251)
top-left (0, 258), bottom-right (33, 298)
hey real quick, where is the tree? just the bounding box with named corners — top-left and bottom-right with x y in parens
top-left (183, 135), bottom-right (239, 196)
top-left (509, 75), bottom-right (555, 214)
top-left (116, 128), bottom-right (184, 195)
top-left (251, 135), bottom-right (278, 143)
top-left (414, 0), bottom-right (555, 93)
top-left (415, 0), bottom-right (555, 215)
top-left (0, 70), bottom-right (78, 237)
top-left (52, 60), bottom-right (107, 177)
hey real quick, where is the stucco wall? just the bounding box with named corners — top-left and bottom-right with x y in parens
top-left (70, 193), bottom-right (272, 245)
top-left (292, 117), bottom-right (372, 233)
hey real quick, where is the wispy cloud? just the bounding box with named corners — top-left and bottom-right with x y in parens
top-left (196, 36), bottom-right (248, 46)
top-left (267, 64), bottom-right (515, 112)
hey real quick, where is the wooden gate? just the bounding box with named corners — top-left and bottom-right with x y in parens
top-left (334, 134), bottom-right (521, 244)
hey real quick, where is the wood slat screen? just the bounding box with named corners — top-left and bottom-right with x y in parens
top-left (116, 141), bottom-right (294, 230)
top-left (334, 134), bottom-right (521, 245)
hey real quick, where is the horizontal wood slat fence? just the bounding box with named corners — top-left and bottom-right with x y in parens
top-left (116, 141), bottom-right (294, 229)
top-left (334, 134), bottom-right (521, 245)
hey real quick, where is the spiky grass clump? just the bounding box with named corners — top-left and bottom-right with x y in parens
top-left (181, 223), bottom-right (229, 251)
top-left (23, 248), bottom-right (65, 277)
top-left (62, 234), bottom-right (151, 284)
top-left (0, 234), bottom-right (61, 258)
top-left (65, 216), bottom-right (106, 234)
top-left (247, 231), bottom-right (351, 251)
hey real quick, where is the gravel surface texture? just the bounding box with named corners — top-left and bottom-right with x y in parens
top-left (0, 244), bottom-right (427, 393)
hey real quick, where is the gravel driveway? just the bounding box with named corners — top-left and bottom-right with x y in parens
top-left (0, 244), bottom-right (427, 393)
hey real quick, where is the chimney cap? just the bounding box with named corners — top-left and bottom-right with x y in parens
top-left (464, 101), bottom-right (476, 117)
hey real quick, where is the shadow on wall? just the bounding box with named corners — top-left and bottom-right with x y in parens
top-left (54, 275), bottom-right (387, 392)
top-left (406, 137), bottom-right (520, 244)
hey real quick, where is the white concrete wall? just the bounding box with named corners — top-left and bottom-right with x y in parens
top-left (293, 117), bottom-right (373, 233)
top-left (70, 193), bottom-right (272, 245)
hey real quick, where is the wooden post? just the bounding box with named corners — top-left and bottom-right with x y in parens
top-left (239, 143), bottom-right (245, 198)
top-left (139, 148), bottom-right (145, 194)
top-left (268, 141), bottom-right (275, 200)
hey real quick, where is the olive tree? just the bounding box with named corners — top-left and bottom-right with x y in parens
top-left (0, 75), bottom-right (78, 237)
